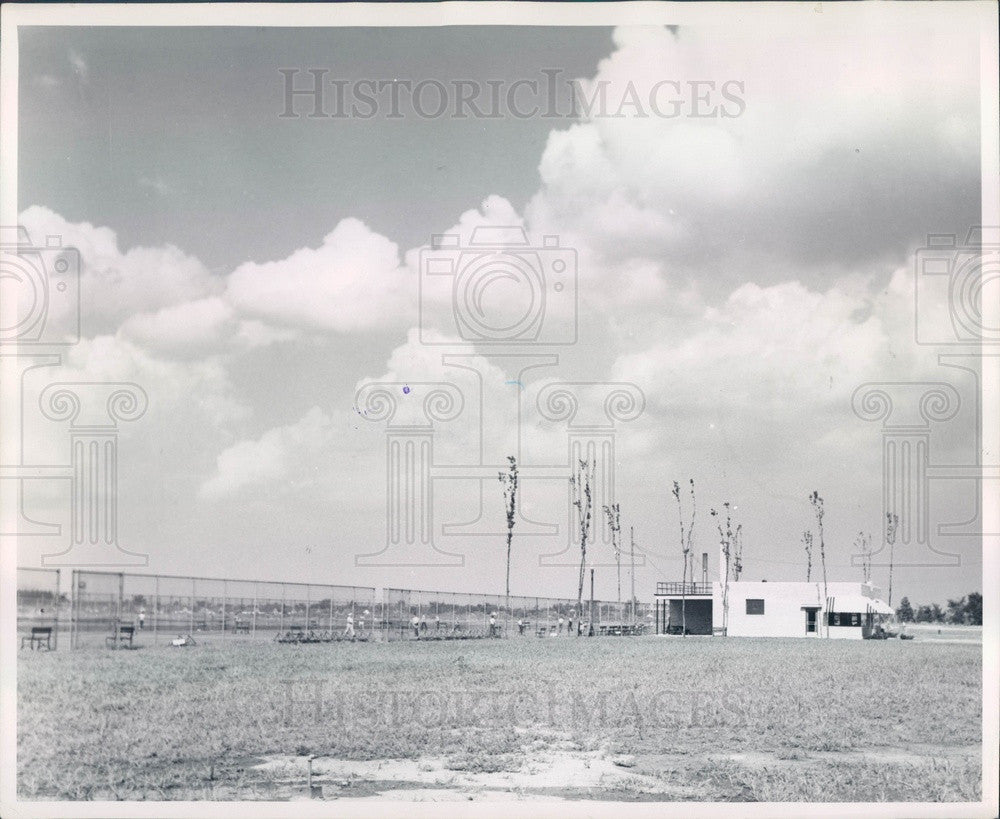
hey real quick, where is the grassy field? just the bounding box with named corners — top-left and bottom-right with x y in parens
top-left (18, 635), bottom-right (982, 802)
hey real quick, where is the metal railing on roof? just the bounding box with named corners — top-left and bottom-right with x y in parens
top-left (655, 582), bottom-right (713, 596)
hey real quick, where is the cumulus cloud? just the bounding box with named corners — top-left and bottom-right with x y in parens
top-left (17, 206), bottom-right (420, 358)
top-left (18, 205), bottom-right (222, 335)
top-left (199, 406), bottom-right (333, 500)
top-left (13, 22), bottom-right (983, 595)
top-left (226, 217), bottom-right (413, 333)
top-left (526, 22), bottom-right (981, 288)
top-left (614, 279), bottom-right (890, 415)
top-left (119, 297), bottom-right (237, 356)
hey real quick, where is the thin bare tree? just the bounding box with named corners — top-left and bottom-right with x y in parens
top-left (886, 512), bottom-right (899, 606)
top-left (732, 523), bottom-right (744, 581)
top-left (672, 479), bottom-right (696, 635)
top-left (602, 502), bottom-right (622, 608)
top-left (570, 459), bottom-right (595, 635)
top-left (809, 491), bottom-right (828, 637)
top-left (629, 525), bottom-right (637, 625)
top-left (710, 502), bottom-right (733, 636)
top-left (802, 530), bottom-right (813, 582)
top-left (856, 531), bottom-right (873, 584)
top-left (498, 455), bottom-right (518, 634)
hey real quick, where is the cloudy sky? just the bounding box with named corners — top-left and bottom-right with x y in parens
top-left (11, 17), bottom-right (990, 604)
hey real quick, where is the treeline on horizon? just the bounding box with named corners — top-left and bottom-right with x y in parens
top-left (895, 592), bottom-right (982, 626)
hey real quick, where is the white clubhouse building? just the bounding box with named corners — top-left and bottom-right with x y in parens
top-left (653, 553), bottom-right (894, 639)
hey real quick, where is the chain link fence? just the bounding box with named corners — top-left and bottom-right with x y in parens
top-left (16, 567), bottom-right (64, 649)
top-left (19, 568), bottom-right (650, 649)
top-left (382, 587), bottom-right (651, 640)
top-left (69, 570), bottom-right (378, 649)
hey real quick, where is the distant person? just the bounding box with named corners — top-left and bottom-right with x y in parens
top-left (344, 612), bottom-right (355, 640)
top-left (411, 614), bottom-right (420, 638)
top-left (558, 617), bottom-right (564, 634)
top-left (138, 608), bottom-right (146, 630)
top-left (517, 619), bottom-right (525, 636)
top-left (435, 615), bottom-right (441, 632)
top-left (360, 610), bottom-right (369, 632)
top-left (420, 615), bottom-right (427, 632)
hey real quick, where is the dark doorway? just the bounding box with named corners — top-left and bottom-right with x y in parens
top-left (804, 607), bottom-right (819, 635)
top-left (667, 599), bottom-right (713, 635)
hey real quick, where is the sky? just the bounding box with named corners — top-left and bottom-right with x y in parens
top-left (10, 20), bottom-right (990, 605)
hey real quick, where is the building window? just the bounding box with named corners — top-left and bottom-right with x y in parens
top-left (746, 599), bottom-right (765, 615)
top-left (827, 612), bottom-right (862, 627)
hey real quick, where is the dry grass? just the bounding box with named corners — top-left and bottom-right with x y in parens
top-left (17, 635), bottom-right (981, 801)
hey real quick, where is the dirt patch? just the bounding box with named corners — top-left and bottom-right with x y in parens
top-left (254, 746), bottom-right (703, 801)
top-left (705, 743), bottom-right (980, 770)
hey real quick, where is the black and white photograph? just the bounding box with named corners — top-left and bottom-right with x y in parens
top-left (1, 2), bottom-right (998, 816)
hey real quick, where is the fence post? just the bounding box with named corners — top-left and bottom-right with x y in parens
top-left (252, 583), bottom-right (258, 638)
top-left (153, 575), bottom-right (159, 646)
top-left (53, 568), bottom-right (60, 650)
top-left (222, 579), bottom-right (228, 640)
top-left (190, 578), bottom-right (195, 635)
top-left (70, 570), bottom-right (77, 650)
top-left (115, 572), bottom-right (124, 641)
top-left (280, 585), bottom-right (285, 634)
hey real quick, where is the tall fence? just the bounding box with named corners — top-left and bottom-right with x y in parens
top-left (69, 570), bottom-right (378, 649)
top-left (16, 567), bottom-right (651, 649)
top-left (383, 587), bottom-right (651, 640)
top-left (16, 567), bottom-right (64, 649)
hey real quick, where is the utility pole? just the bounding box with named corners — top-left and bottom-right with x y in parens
top-left (589, 568), bottom-right (595, 636)
top-left (629, 526), bottom-right (636, 625)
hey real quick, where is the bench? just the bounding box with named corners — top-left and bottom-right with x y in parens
top-left (21, 626), bottom-right (53, 650)
top-left (106, 624), bottom-right (135, 649)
